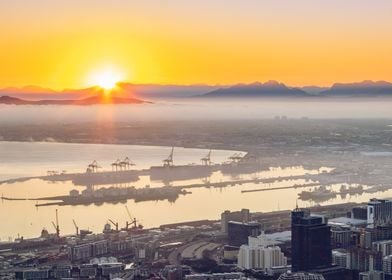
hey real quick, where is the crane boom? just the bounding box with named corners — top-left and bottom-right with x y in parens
top-left (72, 219), bottom-right (79, 235)
top-left (108, 219), bottom-right (119, 231)
top-left (125, 205), bottom-right (132, 220)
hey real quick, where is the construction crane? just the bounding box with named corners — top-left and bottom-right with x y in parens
top-left (125, 205), bottom-right (143, 230)
top-left (72, 219), bottom-right (79, 236)
top-left (201, 150), bottom-right (212, 166)
top-left (163, 147), bottom-right (174, 167)
top-left (51, 209), bottom-right (60, 237)
top-left (108, 219), bottom-right (119, 232)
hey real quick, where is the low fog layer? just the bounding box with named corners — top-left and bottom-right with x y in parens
top-left (0, 98), bottom-right (391, 124)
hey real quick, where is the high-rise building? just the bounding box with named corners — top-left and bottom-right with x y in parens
top-left (291, 207), bottom-right (332, 272)
top-left (352, 206), bottom-right (368, 220)
top-left (227, 221), bottom-right (261, 247)
top-left (383, 255), bottom-right (392, 280)
top-left (237, 232), bottom-right (287, 269)
top-left (359, 271), bottom-right (385, 280)
top-left (331, 226), bottom-right (352, 249)
top-left (221, 209), bottom-right (250, 233)
top-left (373, 241), bottom-right (392, 257)
top-left (368, 199), bottom-right (392, 226)
top-left (332, 250), bottom-right (348, 268)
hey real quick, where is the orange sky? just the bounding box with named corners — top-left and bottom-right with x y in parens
top-left (1, 0), bottom-right (392, 89)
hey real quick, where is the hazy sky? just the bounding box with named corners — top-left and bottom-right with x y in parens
top-left (1, 0), bottom-right (392, 89)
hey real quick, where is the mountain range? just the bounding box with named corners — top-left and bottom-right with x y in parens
top-left (0, 95), bottom-right (147, 105)
top-left (1, 80), bottom-right (392, 104)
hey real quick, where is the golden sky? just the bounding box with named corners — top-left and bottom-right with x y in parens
top-left (1, 0), bottom-right (392, 89)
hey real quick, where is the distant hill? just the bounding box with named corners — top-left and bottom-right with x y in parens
top-left (201, 81), bottom-right (308, 98)
top-left (117, 83), bottom-right (219, 98)
top-left (0, 86), bottom-right (104, 100)
top-left (0, 96), bottom-right (32, 105)
top-left (0, 95), bottom-right (148, 105)
top-left (300, 86), bottom-right (328, 95)
top-left (321, 81), bottom-right (392, 96)
top-left (3, 80), bottom-right (392, 100)
top-left (0, 84), bottom-right (218, 100)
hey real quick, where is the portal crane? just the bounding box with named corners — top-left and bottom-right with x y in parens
top-left (120, 157), bottom-right (135, 170)
top-left (111, 159), bottom-right (121, 171)
top-left (88, 160), bottom-right (101, 172)
top-left (201, 150), bottom-right (212, 166)
top-left (163, 147), bottom-right (174, 167)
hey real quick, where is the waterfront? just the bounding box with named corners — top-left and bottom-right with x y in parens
top-left (2, 141), bottom-right (392, 241)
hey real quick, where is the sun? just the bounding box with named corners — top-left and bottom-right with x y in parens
top-left (88, 68), bottom-right (124, 90)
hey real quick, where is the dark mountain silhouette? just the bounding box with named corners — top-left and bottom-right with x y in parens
top-left (0, 86), bottom-right (104, 100)
top-left (201, 81), bottom-right (308, 97)
top-left (0, 84), bottom-right (218, 100)
top-left (0, 96), bottom-right (32, 105)
top-left (117, 83), bottom-right (219, 98)
top-left (2, 80), bottom-right (392, 100)
top-left (321, 80), bottom-right (392, 96)
top-left (0, 95), bottom-right (148, 105)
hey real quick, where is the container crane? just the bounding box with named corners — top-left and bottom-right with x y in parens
top-left (111, 159), bottom-right (121, 171)
top-left (88, 160), bottom-right (101, 173)
top-left (163, 147), bottom-right (174, 167)
top-left (201, 150), bottom-right (212, 166)
top-left (120, 157), bottom-right (135, 170)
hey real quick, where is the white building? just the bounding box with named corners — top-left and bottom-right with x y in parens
top-left (332, 250), bottom-right (348, 268)
top-left (277, 271), bottom-right (325, 280)
top-left (359, 271), bottom-right (385, 280)
top-left (237, 232), bottom-right (287, 270)
top-left (383, 255), bottom-right (392, 276)
top-left (373, 240), bottom-right (392, 257)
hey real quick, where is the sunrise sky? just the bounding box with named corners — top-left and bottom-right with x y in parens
top-left (1, 0), bottom-right (391, 89)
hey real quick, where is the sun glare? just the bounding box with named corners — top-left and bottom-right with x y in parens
top-left (88, 68), bottom-right (124, 90)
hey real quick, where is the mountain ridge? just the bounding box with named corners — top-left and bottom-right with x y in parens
top-left (0, 95), bottom-right (149, 105)
top-left (2, 80), bottom-right (392, 100)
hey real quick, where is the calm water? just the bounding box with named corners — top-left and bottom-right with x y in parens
top-left (0, 141), bottom-right (391, 241)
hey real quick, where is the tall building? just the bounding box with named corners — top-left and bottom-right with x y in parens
top-left (237, 232), bottom-right (287, 269)
top-left (332, 250), bottom-right (348, 268)
top-left (352, 206), bottom-right (368, 220)
top-left (373, 241), bottom-right (392, 257)
top-left (221, 209), bottom-right (250, 233)
top-left (331, 226), bottom-right (352, 249)
top-left (227, 221), bottom-right (261, 247)
top-left (291, 207), bottom-right (332, 272)
top-left (359, 271), bottom-right (385, 280)
top-left (383, 255), bottom-right (392, 280)
top-left (368, 199), bottom-right (392, 226)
